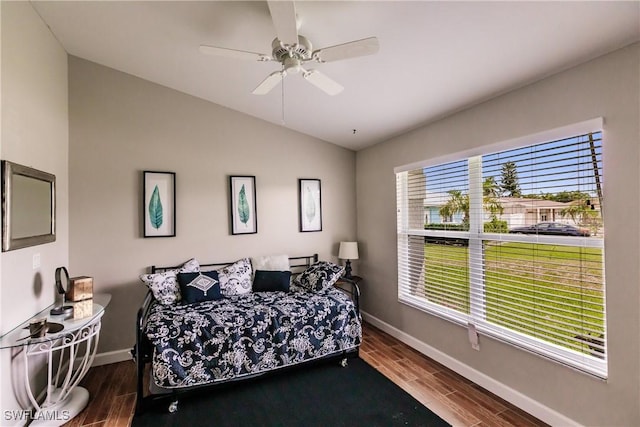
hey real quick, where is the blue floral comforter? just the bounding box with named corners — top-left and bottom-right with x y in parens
top-left (144, 286), bottom-right (362, 388)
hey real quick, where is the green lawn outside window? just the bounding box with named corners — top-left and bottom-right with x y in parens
top-left (424, 242), bottom-right (605, 356)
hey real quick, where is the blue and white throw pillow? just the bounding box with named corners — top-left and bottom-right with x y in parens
top-left (177, 271), bottom-right (222, 304)
top-left (139, 258), bottom-right (200, 305)
top-left (139, 271), bottom-right (179, 305)
top-left (217, 257), bottom-right (253, 296)
top-left (297, 261), bottom-right (344, 292)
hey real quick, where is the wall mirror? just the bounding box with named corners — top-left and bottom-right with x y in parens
top-left (2, 160), bottom-right (56, 251)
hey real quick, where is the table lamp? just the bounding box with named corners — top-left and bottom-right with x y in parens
top-left (338, 241), bottom-right (359, 279)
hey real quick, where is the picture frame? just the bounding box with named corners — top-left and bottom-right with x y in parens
top-left (143, 171), bottom-right (176, 237)
top-left (299, 178), bottom-right (322, 232)
top-left (229, 175), bottom-right (257, 235)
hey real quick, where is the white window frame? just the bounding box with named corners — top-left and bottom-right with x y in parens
top-left (395, 118), bottom-right (606, 378)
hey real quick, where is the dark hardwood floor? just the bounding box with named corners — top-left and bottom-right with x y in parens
top-left (64, 322), bottom-right (547, 426)
top-left (359, 324), bottom-right (547, 426)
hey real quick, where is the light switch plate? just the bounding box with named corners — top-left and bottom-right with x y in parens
top-left (33, 253), bottom-right (41, 269)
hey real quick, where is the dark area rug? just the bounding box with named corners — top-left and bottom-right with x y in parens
top-left (132, 357), bottom-right (450, 427)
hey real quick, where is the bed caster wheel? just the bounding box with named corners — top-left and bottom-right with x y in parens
top-left (168, 400), bottom-right (179, 413)
top-left (340, 358), bottom-right (348, 367)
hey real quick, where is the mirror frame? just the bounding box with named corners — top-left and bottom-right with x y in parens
top-left (1, 160), bottom-right (56, 251)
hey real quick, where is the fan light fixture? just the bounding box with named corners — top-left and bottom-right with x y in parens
top-left (283, 57), bottom-right (302, 74)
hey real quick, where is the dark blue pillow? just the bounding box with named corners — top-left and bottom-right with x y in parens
top-left (177, 271), bottom-right (222, 304)
top-left (252, 270), bottom-right (292, 292)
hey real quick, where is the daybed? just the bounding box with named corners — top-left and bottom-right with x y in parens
top-left (133, 254), bottom-right (362, 413)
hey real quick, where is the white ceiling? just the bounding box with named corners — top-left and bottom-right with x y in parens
top-left (32, 1), bottom-right (639, 151)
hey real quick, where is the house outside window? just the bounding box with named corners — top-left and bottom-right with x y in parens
top-left (395, 121), bottom-right (606, 377)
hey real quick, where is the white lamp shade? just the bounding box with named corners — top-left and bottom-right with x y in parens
top-left (338, 242), bottom-right (359, 260)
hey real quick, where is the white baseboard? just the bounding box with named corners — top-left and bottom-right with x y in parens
top-left (92, 349), bottom-right (132, 367)
top-left (361, 310), bottom-right (581, 427)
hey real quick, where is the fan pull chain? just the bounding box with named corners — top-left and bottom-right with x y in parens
top-left (281, 67), bottom-right (286, 125)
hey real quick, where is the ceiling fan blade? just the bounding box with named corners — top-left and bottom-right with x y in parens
top-left (302, 69), bottom-right (343, 96)
top-left (267, 1), bottom-right (298, 46)
top-left (252, 70), bottom-right (286, 95)
top-left (313, 37), bottom-right (379, 63)
top-left (199, 45), bottom-right (271, 62)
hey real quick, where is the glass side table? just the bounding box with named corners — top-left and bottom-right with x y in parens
top-left (0, 294), bottom-right (110, 426)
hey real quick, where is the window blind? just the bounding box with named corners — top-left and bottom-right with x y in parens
top-left (396, 131), bottom-right (606, 377)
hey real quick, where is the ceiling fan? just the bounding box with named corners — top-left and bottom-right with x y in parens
top-left (199, 1), bottom-right (379, 96)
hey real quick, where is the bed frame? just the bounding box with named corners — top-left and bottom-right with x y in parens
top-left (132, 254), bottom-right (361, 414)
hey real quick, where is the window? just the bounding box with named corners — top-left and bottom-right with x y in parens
top-left (396, 122), bottom-right (605, 377)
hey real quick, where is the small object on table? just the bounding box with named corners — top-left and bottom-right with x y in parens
top-left (28, 318), bottom-right (48, 338)
top-left (72, 299), bottom-right (93, 319)
top-left (50, 305), bottom-right (74, 318)
top-left (21, 321), bottom-right (64, 341)
top-left (51, 266), bottom-right (75, 318)
top-left (68, 276), bottom-right (93, 302)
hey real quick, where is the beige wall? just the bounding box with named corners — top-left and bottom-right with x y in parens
top-left (68, 56), bottom-right (357, 355)
top-left (0, 1), bottom-right (69, 419)
top-left (356, 43), bottom-right (640, 426)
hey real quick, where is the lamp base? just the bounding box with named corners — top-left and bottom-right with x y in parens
top-left (344, 260), bottom-right (353, 279)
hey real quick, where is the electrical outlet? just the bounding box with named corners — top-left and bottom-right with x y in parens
top-left (33, 253), bottom-right (41, 269)
top-left (468, 322), bottom-right (480, 351)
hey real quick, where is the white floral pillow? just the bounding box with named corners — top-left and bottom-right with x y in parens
top-left (140, 258), bottom-right (200, 305)
top-left (180, 258), bottom-right (200, 273)
top-left (217, 257), bottom-right (252, 296)
top-left (251, 254), bottom-right (290, 271)
top-left (297, 261), bottom-right (344, 292)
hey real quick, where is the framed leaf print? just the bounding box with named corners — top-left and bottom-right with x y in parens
top-left (143, 171), bottom-right (176, 237)
top-left (230, 176), bottom-right (257, 235)
top-left (299, 179), bottom-right (322, 232)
